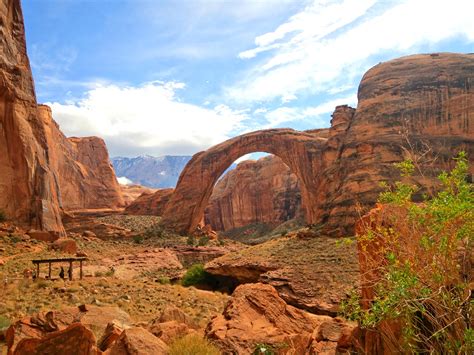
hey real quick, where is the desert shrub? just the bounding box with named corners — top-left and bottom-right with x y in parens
top-left (0, 210), bottom-right (6, 222)
top-left (105, 267), bottom-right (115, 277)
top-left (253, 343), bottom-right (276, 354)
top-left (197, 236), bottom-right (210, 246)
top-left (342, 152), bottom-right (473, 353)
top-left (186, 235), bottom-right (196, 246)
top-left (169, 334), bottom-right (220, 355)
top-left (157, 276), bottom-right (170, 285)
top-left (181, 264), bottom-right (209, 287)
top-left (0, 315), bottom-right (10, 330)
top-left (132, 235), bottom-right (144, 244)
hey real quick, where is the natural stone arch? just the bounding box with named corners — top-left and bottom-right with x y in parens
top-left (161, 128), bottom-right (328, 234)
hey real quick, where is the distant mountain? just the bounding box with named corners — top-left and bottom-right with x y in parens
top-left (111, 155), bottom-right (192, 188)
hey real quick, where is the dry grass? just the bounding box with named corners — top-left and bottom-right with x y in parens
top-left (169, 334), bottom-right (220, 355)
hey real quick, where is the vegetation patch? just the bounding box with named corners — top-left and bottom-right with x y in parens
top-left (342, 152), bottom-right (473, 353)
top-left (169, 334), bottom-right (220, 355)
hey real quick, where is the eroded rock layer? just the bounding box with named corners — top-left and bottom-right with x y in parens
top-left (204, 156), bottom-right (301, 231)
top-left (125, 188), bottom-right (174, 215)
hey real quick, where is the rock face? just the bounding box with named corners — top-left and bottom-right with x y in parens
top-left (0, 0), bottom-right (64, 233)
top-left (39, 105), bottom-right (124, 211)
top-left (124, 188), bottom-right (174, 215)
top-left (204, 156), bottom-right (301, 231)
top-left (0, 1), bottom-right (123, 232)
top-left (106, 327), bottom-right (169, 355)
top-left (162, 53), bottom-right (474, 235)
top-left (205, 283), bottom-right (357, 354)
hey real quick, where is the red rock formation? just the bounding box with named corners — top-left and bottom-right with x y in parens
top-left (124, 188), bottom-right (173, 215)
top-left (106, 327), bottom-right (169, 355)
top-left (0, 0), bottom-right (64, 233)
top-left (13, 323), bottom-right (97, 355)
top-left (205, 283), bottom-right (357, 354)
top-left (161, 129), bottom-right (329, 233)
top-left (320, 53), bottom-right (474, 234)
top-left (204, 156), bottom-right (301, 231)
top-left (39, 105), bottom-right (124, 211)
top-left (0, 1), bottom-right (124, 233)
top-left (162, 53), bottom-right (474, 235)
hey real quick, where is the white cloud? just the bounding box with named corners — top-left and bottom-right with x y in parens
top-left (47, 82), bottom-right (249, 157)
top-left (228, 0), bottom-right (474, 103)
top-left (263, 94), bottom-right (357, 127)
top-left (117, 176), bottom-right (134, 185)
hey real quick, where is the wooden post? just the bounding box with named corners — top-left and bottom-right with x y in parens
top-left (69, 261), bottom-right (73, 281)
top-left (48, 262), bottom-right (52, 279)
top-left (79, 260), bottom-right (83, 280)
top-left (36, 263), bottom-right (39, 279)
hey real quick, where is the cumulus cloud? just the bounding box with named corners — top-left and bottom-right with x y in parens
top-left (47, 82), bottom-right (249, 157)
top-left (117, 176), bottom-right (134, 185)
top-left (228, 0), bottom-right (474, 103)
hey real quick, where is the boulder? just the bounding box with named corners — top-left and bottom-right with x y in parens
top-left (105, 327), bottom-right (168, 355)
top-left (98, 322), bottom-right (126, 351)
top-left (51, 238), bottom-right (78, 254)
top-left (12, 323), bottom-right (97, 355)
top-left (205, 283), bottom-right (354, 354)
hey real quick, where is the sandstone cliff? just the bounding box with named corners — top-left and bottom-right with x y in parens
top-left (0, 0), bottom-right (64, 233)
top-left (204, 156), bottom-right (301, 231)
top-left (39, 105), bottom-right (124, 211)
top-left (319, 53), bottom-right (474, 234)
top-left (0, 0), bottom-right (124, 232)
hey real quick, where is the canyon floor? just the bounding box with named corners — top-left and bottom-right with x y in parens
top-left (0, 212), bottom-right (359, 353)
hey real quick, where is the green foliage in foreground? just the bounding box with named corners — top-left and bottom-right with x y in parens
top-left (181, 264), bottom-right (210, 287)
top-left (168, 334), bottom-right (220, 355)
top-left (0, 315), bottom-right (11, 330)
top-left (342, 152), bottom-right (473, 353)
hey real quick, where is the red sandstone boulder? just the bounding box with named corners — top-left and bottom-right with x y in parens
top-left (98, 322), bottom-right (126, 352)
top-left (13, 323), bottom-right (97, 355)
top-left (205, 283), bottom-right (355, 354)
top-left (51, 238), bottom-right (78, 254)
top-left (105, 327), bottom-right (168, 355)
top-left (148, 306), bottom-right (198, 345)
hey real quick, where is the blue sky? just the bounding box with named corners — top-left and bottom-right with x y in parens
top-left (23, 0), bottom-right (474, 158)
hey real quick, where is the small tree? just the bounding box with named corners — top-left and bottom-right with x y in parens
top-left (342, 152), bottom-right (473, 353)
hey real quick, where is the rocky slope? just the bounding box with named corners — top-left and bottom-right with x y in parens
top-left (112, 155), bottom-right (192, 188)
top-left (0, 0), bottom-right (124, 232)
top-left (120, 184), bottom-right (156, 206)
top-left (204, 156), bottom-right (301, 231)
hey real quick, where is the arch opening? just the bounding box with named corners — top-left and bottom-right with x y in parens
top-left (161, 129), bottom-right (328, 234)
top-left (204, 152), bottom-right (304, 242)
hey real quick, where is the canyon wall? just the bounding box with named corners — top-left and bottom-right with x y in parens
top-left (204, 156), bottom-right (301, 231)
top-left (319, 53), bottom-right (474, 234)
top-left (124, 188), bottom-right (174, 215)
top-left (0, 0), bottom-right (123, 232)
top-left (0, 0), bottom-right (64, 233)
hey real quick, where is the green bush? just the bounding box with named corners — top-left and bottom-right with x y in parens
top-left (0, 210), bottom-right (6, 222)
top-left (197, 236), bottom-right (210, 246)
top-left (186, 235), bottom-right (196, 246)
top-left (342, 152), bottom-right (473, 353)
top-left (133, 235), bottom-right (144, 244)
top-left (168, 334), bottom-right (220, 355)
top-left (0, 315), bottom-right (10, 330)
top-left (181, 264), bottom-right (209, 287)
